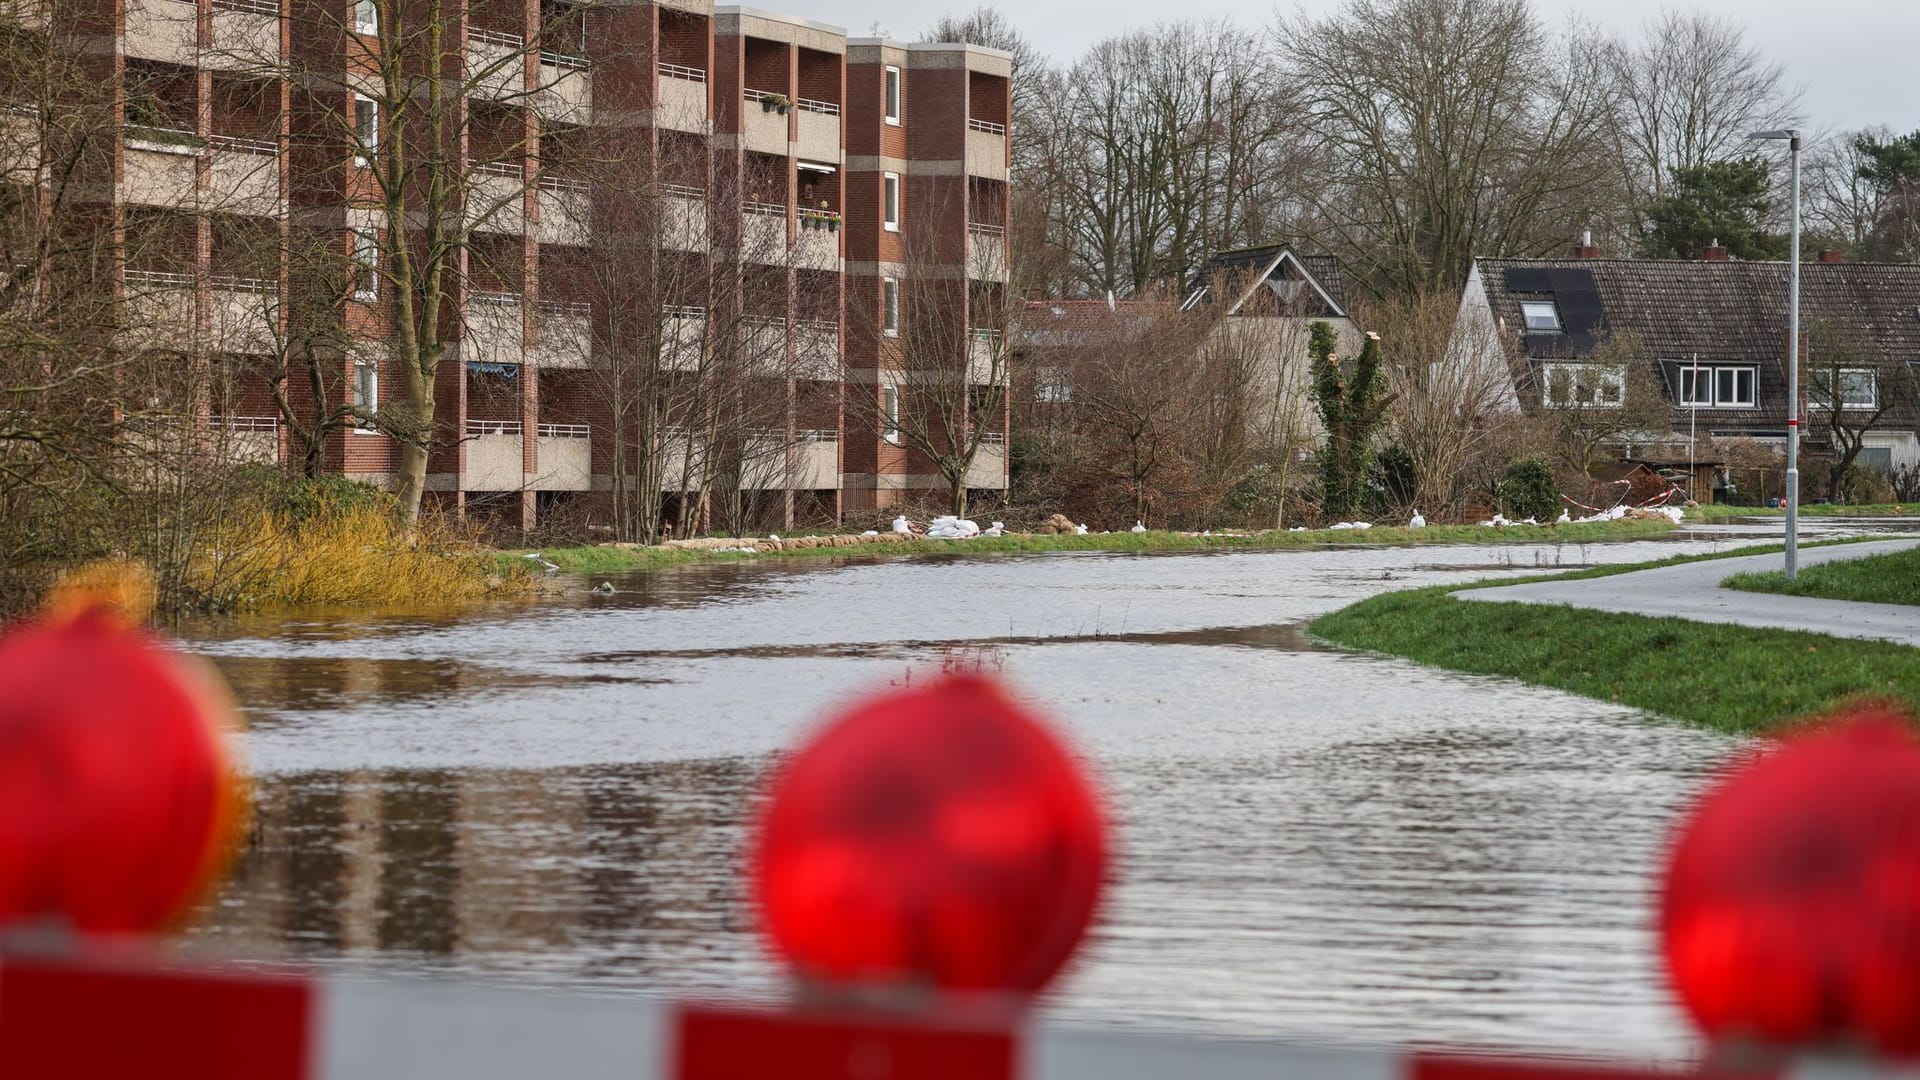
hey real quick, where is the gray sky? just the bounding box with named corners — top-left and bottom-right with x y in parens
top-left (818, 0), bottom-right (1917, 135)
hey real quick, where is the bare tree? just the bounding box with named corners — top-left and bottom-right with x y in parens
top-left (1533, 330), bottom-right (1669, 474)
top-left (1804, 317), bottom-right (1916, 502)
top-left (1277, 0), bottom-right (1621, 294)
top-left (1604, 11), bottom-right (1801, 214)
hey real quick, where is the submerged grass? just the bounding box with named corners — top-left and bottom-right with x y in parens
top-left (515, 518), bottom-right (1680, 575)
top-left (1311, 541), bottom-right (1920, 735)
top-left (1725, 543), bottom-right (1920, 607)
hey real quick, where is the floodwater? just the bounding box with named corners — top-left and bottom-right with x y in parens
top-left (180, 525), bottom-right (1873, 1060)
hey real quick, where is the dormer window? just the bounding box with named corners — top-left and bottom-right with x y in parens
top-left (1519, 300), bottom-right (1562, 333)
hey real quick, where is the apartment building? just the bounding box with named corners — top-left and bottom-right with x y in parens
top-left (11, 0), bottom-right (1010, 531)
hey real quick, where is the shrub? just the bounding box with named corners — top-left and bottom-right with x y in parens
top-left (1496, 457), bottom-right (1559, 521)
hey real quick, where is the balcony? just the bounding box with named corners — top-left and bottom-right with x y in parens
top-left (469, 162), bottom-right (526, 234)
top-left (536, 51), bottom-right (591, 123)
top-left (967, 328), bottom-right (1003, 385)
top-left (1, 0), bottom-right (50, 31)
top-left (661, 306), bottom-right (705, 371)
top-left (966, 118), bottom-right (1007, 180)
top-left (742, 315), bottom-right (786, 373)
top-left (535, 176), bottom-right (588, 245)
top-left (124, 0), bottom-right (197, 64)
top-left (794, 98), bottom-right (840, 162)
top-left (741, 90), bottom-right (788, 156)
top-left (964, 433), bottom-right (1008, 489)
top-left (793, 319), bottom-right (839, 380)
top-left (122, 128), bottom-right (201, 208)
top-left (214, 415), bottom-right (280, 463)
top-left (465, 292), bottom-right (526, 365)
top-left (662, 184), bottom-right (707, 252)
top-left (655, 65), bottom-right (708, 132)
top-left (742, 202), bottom-right (787, 264)
top-left (469, 28), bottom-right (527, 101)
top-left (532, 422), bottom-right (590, 490)
top-left (658, 426), bottom-right (699, 490)
top-left (967, 222), bottom-right (1008, 283)
top-left (208, 135), bottom-right (281, 214)
top-left (464, 419), bottom-right (524, 491)
top-left (743, 430), bottom-right (837, 490)
top-left (209, 276), bottom-right (277, 352)
top-left (536, 299), bottom-right (590, 368)
top-left (794, 215), bottom-right (838, 271)
top-left (120, 269), bottom-right (196, 352)
top-left (208, 0), bottom-right (281, 71)
top-left (2, 106), bottom-right (39, 175)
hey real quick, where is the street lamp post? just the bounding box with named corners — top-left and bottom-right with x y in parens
top-left (1751, 128), bottom-right (1801, 580)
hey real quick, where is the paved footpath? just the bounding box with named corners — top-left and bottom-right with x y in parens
top-left (1462, 538), bottom-right (1920, 647)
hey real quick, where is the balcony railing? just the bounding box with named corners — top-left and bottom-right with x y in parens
top-left (663, 304), bottom-right (705, 319)
top-left (209, 273), bottom-right (274, 292)
top-left (795, 428), bottom-right (837, 442)
top-left (466, 419), bottom-right (522, 436)
top-left (797, 318), bottom-right (839, 332)
top-left (743, 200), bottom-right (787, 217)
top-left (536, 172), bottom-right (587, 192)
top-left (537, 422), bottom-right (589, 438)
top-left (124, 269), bottom-right (195, 288)
top-left (659, 62), bottom-right (705, 82)
top-left (211, 0), bottom-right (278, 14)
top-left (968, 221), bottom-right (1006, 236)
top-left (967, 117), bottom-right (1006, 135)
top-left (124, 125), bottom-right (205, 153)
top-left (217, 415), bottom-right (280, 432)
top-left (977, 430), bottom-right (1008, 445)
top-left (538, 299), bottom-right (590, 318)
top-left (209, 133), bottom-right (278, 155)
top-left (795, 97), bottom-right (839, 115)
top-left (471, 290), bottom-right (523, 306)
top-left (663, 182), bottom-right (704, 199)
top-left (470, 26), bottom-right (524, 47)
top-left (475, 159), bottom-right (524, 178)
top-left (540, 49), bottom-right (587, 70)
top-left (742, 314), bottom-right (786, 328)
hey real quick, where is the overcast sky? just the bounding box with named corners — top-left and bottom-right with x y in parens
top-left (810, 0), bottom-right (1917, 135)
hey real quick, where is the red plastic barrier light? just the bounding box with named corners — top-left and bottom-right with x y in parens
top-left (1661, 706), bottom-right (1920, 1055)
top-left (752, 674), bottom-right (1107, 995)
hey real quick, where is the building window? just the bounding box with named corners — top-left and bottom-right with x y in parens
top-left (881, 277), bottom-right (898, 336)
top-left (351, 228), bottom-right (379, 299)
top-left (1519, 300), bottom-right (1562, 333)
top-left (353, 360), bottom-right (378, 431)
top-left (1676, 363), bottom-right (1756, 408)
top-left (1817, 368), bottom-right (1879, 410)
top-left (881, 385), bottom-right (899, 443)
top-left (883, 66), bottom-right (900, 126)
top-left (353, 94), bottom-right (379, 166)
top-left (354, 0), bottom-right (377, 36)
top-left (1541, 362), bottom-right (1625, 408)
top-left (882, 173), bottom-right (899, 232)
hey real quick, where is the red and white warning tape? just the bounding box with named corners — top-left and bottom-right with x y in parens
top-left (0, 950), bottom-right (1900, 1080)
top-left (1559, 485), bottom-right (1687, 515)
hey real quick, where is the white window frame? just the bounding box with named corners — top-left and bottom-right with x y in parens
top-left (882, 173), bottom-right (899, 232)
top-left (1518, 300), bottom-right (1562, 333)
top-left (881, 277), bottom-right (898, 337)
top-left (881, 384), bottom-right (900, 444)
top-left (1675, 362), bottom-right (1756, 409)
top-left (883, 66), bottom-right (900, 126)
top-left (353, 0), bottom-right (377, 36)
top-left (351, 228), bottom-right (379, 300)
top-left (353, 93), bottom-right (378, 167)
top-left (353, 359), bottom-right (379, 432)
top-left (1813, 367), bottom-right (1879, 411)
top-left (1540, 362), bottom-right (1625, 408)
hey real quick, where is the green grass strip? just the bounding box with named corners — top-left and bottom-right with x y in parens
top-left (1725, 543), bottom-right (1920, 607)
top-left (1687, 502), bottom-right (1920, 521)
top-left (510, 518), bottom-right (1680, 575)
top-left (1311, 566), bottom-right (1920, 737)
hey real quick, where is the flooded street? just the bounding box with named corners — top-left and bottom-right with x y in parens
top-left (182, 529), bottom-right (1850, 1058)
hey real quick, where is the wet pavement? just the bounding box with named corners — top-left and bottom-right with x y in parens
top-left (179, 522), bottom-right (1904, 1059)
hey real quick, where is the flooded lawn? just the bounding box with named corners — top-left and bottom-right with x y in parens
top-left (184, 531), bottom-right (1824, 1058)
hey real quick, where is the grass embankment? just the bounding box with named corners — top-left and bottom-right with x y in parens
top-left (1311, 543), bottom-right (1920, 736)
top-left (1725, 543), bottom-right (1920, 607)
top-left (1688, 502), bottom-right (1920, 522)
top-left (520, 518), bottom-right (1680, 575)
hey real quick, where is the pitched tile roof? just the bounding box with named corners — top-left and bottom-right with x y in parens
top-left (1477, 256), bottom-right (1920, 435)
top-left (1180, 245), bottom-right (1352, 317)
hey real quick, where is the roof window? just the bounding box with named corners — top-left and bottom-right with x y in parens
top-left (1519, 300), bottom-right (1562, 333)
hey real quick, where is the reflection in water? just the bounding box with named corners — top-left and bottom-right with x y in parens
top-left (182, 538), bottom-right (1797, 1056)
